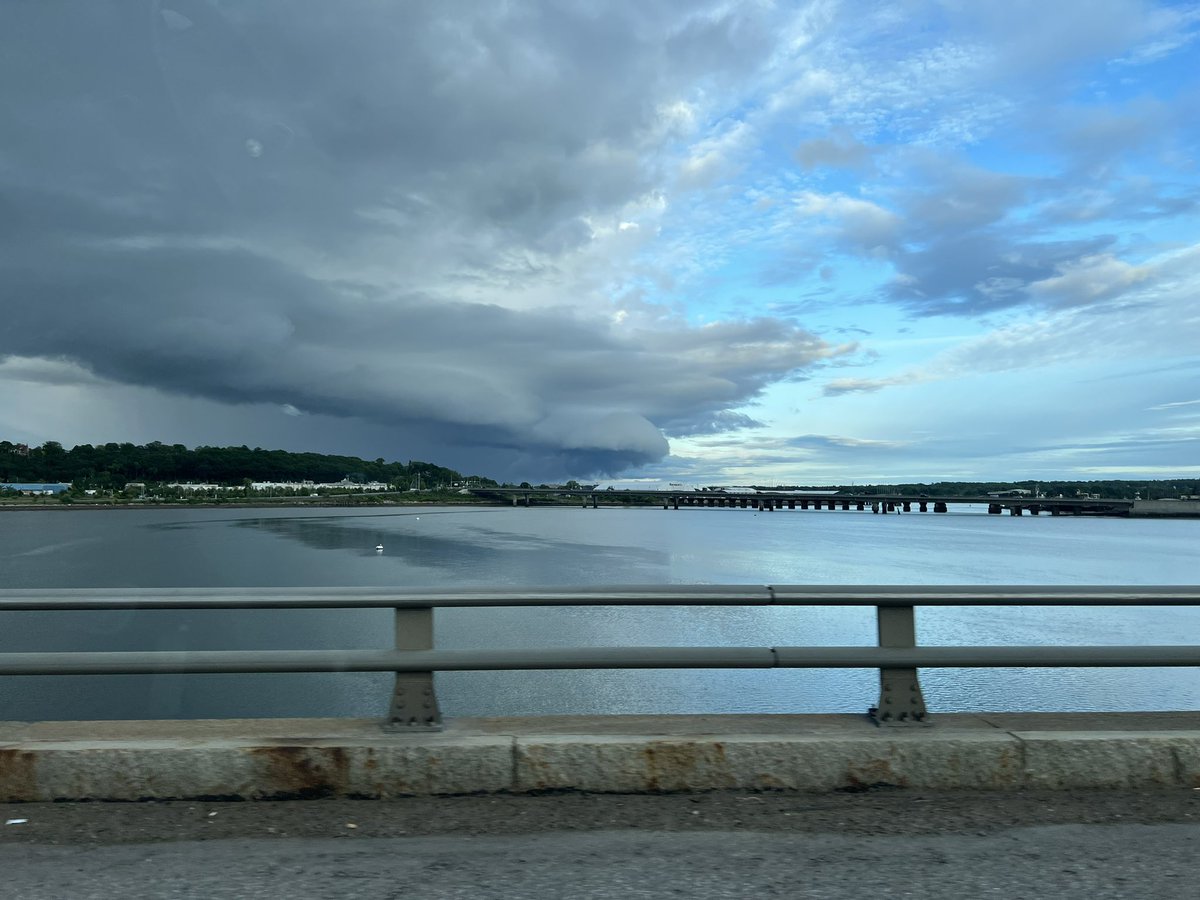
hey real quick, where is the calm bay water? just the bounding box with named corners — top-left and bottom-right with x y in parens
top-left (1, 504), bottom-right (1198, 720)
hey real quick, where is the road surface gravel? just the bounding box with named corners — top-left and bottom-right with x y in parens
top-left (3, 790), bottom-right (1198, 899)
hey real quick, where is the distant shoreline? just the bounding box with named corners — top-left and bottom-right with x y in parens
top-left (0, 499), bottom-right (505, 512)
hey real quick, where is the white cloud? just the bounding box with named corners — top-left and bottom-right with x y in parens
top-left (825, 240), bottom-right (1200, 396)
top-left (794, 129), bottom-right (874, 170)
top-left (677, 120), bottom-right (755, 188)
top-left (1148, 399), bottom-right (1200, 411)
top-left (793, 191), bottom-right (902, 255)
top-left (1026, 254), bottom-right (1151, 306)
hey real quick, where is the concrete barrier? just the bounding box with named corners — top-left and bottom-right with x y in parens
top-left (2, 713), bottom-right (1198, 801)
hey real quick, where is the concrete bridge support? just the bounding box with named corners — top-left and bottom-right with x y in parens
top-left (856, 502), bottom-right (864, 511)
top-left (919, 501), bottom-right (928, 512)
top-left (842, 500), bottom-right (851, 510)
top-left (1011, 506), bottom-right (1023, 516)
top-left (988, 504), bottom-right (1002, 514)
top-left (934, 502), bottom-right (948, 513)
top-left (902, 501), bottom-right (911, 512)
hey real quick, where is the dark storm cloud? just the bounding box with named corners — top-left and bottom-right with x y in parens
top-left (0, 1), bottom-right (841, 475)
top-left (659, 410), bottom-right (764, 437)
top-left (1, 220), bottom-right (842, 472)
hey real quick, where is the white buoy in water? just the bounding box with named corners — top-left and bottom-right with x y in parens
top-left (375, 544), bottom-right (384, 552)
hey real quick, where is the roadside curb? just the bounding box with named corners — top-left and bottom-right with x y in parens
top-left (3, 713), bottom-right (1198, 801)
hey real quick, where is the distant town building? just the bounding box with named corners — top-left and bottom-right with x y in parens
top-left (250, 479), bottom-right (390, 492)
top-left (1, 482), bottom-right (71, 495)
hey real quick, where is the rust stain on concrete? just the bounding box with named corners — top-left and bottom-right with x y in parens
top-left (248, 745), bottom-right (350, 799)
top-left (642, 741), bottom-right (730, 792)
top-left (0, 748), bottom-right (39, 802)
top-left (843, 757), bottom-right (907, 791)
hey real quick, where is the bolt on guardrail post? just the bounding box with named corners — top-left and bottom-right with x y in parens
top-left (869, 604), bottom-right (931, 726)
top-left (383, 605), bottom-right (443, 731)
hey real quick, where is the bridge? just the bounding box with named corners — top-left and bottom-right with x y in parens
top-left (2, 585), bottom-right (1198, 801)
top-left (472, 487), bottom-right (1143, 516)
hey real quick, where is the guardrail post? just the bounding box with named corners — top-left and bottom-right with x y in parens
top-left (869, 604), bottom-right (930, 726)
top-left (384, 606), bottom-right (443, 731)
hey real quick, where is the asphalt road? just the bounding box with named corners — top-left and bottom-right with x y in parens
top-left (3, 790), bottom-right (1199, 899)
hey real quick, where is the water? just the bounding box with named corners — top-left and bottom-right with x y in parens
top-left (1, 505), bottom-right (1198, 720)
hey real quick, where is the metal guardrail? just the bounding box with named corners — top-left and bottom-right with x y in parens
top-left (2, 586), bottom-right (1198, 728)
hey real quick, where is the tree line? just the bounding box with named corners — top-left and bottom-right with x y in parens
top-left (0, 440), bottom-right (497, 491)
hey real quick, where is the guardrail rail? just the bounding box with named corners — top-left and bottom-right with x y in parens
top-left (2, 585), bottom-right (1198, 728)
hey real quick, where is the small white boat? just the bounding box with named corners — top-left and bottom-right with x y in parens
top-left (375, 544), bottom-right (384, 552)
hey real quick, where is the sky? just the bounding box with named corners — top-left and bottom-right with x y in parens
top-left (2, 1), bottom-right (1199, 485)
